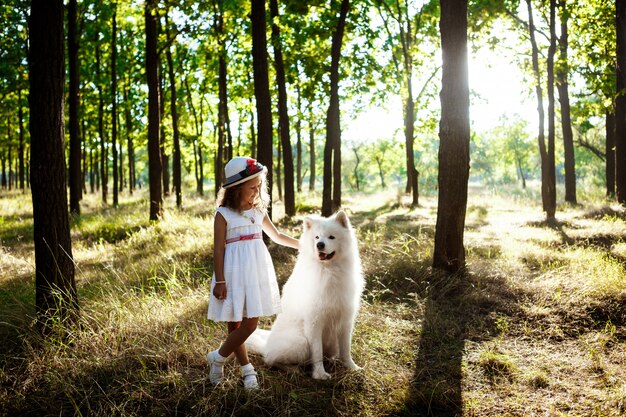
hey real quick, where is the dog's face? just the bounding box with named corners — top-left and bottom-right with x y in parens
top-left (302, 211), bottom-right (352, 262)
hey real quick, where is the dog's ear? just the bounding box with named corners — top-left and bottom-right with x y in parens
top-left (303, 217), bottom-right (314, 230)
top-left (335, 210), bottom-right (350, 228)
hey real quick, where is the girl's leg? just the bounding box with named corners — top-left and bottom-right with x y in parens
top-left (227, 322), bottom-right (250, 366)
top-left (218, 317), bottom-right (258, 363)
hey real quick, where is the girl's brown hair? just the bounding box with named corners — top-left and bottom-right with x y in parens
top-left (216, 171), bottom-right (270, 213)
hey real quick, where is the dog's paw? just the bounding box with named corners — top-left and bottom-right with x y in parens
top-left (342, 359), bottom-right (362, 371)
top-left (312, 369), bottom-right (331, 380)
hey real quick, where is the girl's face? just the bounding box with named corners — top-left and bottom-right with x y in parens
top-left (239, 176), bottom-right (262, 209)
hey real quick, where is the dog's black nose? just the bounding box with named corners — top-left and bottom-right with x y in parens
top-left (317, 241), bottom-right (325, 250)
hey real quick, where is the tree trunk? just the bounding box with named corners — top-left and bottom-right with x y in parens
top-left (277, 136), bottom-right (283, 200)
top-left (557, 0), bottom-right (576, 204)
top-left (352, 146), bottom-right (360, 191)
top-left (546, 0), bottom-right (557, 219)
top-left (68, 0), bottom-right (81, 213)
top-left (433, 0), bottom-right (470, 273)
top-left (405, 78), bottom-right (419, 207)
top-left (616, 1), bottom-right (626, 203)
top-left (96, 41), bottom-right (107, 204)
top-left (215, 3), bottom-right (227, 194)
top-left (296, 81), bottom-right (303, 193)
top-left (29, 0), bottom-right (78, 334)
top-left (607, 108), bottom-right (616, 197)
top-left (81, 117), bottom-right (87, 194)
top-left (250, 0), bottom-right (273, 216)
top-left (1, 155), bottom-right (5, 189)
top-left (18, 88), bottom-right (25, 190)
top-left (309, 115), bottom-right (316, 192)
top-left (165, 12), bottom-right (182, 209)
top-left (111, 7), bottom-right (119, 207)
top-left (526, 0), bottom-right (551, 218)
top-left (159, 64), bottom-right (170, 197)
top-left (145, 0), bottom-right (163, 220)
top-left (90, 146), bottom-right (95, 193)
top-left (184, 75), bottom-right (204, 195)
top-left (123, 81), bottom-right (135, 195)
top-left (270, 0), bottom-right (295, 216)
top-left (322, 0), bottom-right (350, 216)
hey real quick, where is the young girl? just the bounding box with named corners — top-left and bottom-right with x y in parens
top-left (207, 156), bottom-right (299, 389)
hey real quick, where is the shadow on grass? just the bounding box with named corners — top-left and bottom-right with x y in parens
top-left (401, 268), bottom-right (523, 416)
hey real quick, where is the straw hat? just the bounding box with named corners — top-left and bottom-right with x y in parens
top-left (223, 157), bottom-right (267, 188)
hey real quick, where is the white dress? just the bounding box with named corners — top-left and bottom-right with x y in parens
top-left (207, 206), bottom-right (282, 322)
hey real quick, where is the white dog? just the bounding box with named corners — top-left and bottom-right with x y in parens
top-left (246, 211), bottom-right (364, 379)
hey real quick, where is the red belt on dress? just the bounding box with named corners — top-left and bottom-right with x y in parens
top-left (226, 232), bottom-right (262, 244)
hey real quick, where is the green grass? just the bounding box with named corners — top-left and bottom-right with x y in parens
top-left (1, 185), bottom-right (625, 416)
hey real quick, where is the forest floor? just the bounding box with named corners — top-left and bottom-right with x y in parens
top-left (0, 184), bottom-right (625, 416)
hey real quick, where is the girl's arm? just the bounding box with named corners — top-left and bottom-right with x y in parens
top-left (213, 212), bottom-right (227, 299)
top-left (262, 213), bottom-right (300, 250)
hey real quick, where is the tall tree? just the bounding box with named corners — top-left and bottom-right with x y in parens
top-left (111, 5), bottom-right (119, 207)
top-left (270, 0), bottom-right (295, 216)
top-left (322, 0), bottom-right (350, 216)
top-left (546, 0), bottom-right (557, 219)
top-left (433, 0), bottom-right (470, 272)
top-left (29, 0), bottom-right (78, 333)
top-left (526, 0), bottom-right (555, 220)
top-left (18, 86), bottom-right (25, 191)
top-left (374, 0), bottom-right (436, 207)
top-left (250, 0), bottom-right (273, 215)
top-left (557, 0), bottom-right (576, 204)
top-left (95, 38), bottom-right (107, 204)
top-left (214, 0), bottom-right (227, 195)
top-left (607, 107), bottom-right (616, 197)
top-left (68, 0), bottom-right (81, 214)
top-left (616, 0), bottom-right (626, 203)
top-left (145, 0), bottom-right (163, 220)
top-left (165, 11), bottom-right (182, 209)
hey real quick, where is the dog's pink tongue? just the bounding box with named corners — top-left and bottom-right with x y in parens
top-left (318, 252), bottom-right (327, 260)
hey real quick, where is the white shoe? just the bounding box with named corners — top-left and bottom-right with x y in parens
top-left (241, 364), bottom-right (259, 390)
top-left (207, 350), bottom-right (225, 385)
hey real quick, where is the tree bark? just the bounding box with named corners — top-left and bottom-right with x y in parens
top-left (159, 62), bottom-right (170, 196)
top-left (296, 81), bottom-right (303, 193)
top-left (184, 75), bottom-right (204, 195)
top-left (215, 2), bottom-right (226, 195)
top-left (433, 0), bottom-right (470, 273)
top-left (111, 7), bottom-right (119, 207)
top-left (322, 0), bottom-right (350, 216)
top-left (616, 1), bottom-right (626, 203)
top-left (309, 114), bottom-right (316, 192)
top-left (546, 0), bottom-right (557, 219)
top-left (123, 81), bottom-right (135, 195)
top-left (607, 108), bottom-right (616, 197)
top-left (68, 0), bottom-right (81, 213)
top-left (270, 0), bottom-right (295, 215)
top-left (250, 0), bottom-right (273, 216)
top-left (557, 0), bottom-right (576, 204)
top-left (96, 40), bottom-right (107, 204)
top-left (270, 0), bottom-right (295, 216)
top-left (145, 0), bottom-right (163, 220)
top-left (526, 0), bottom-right (552, 219)
top-left (29, 0), bottom-right (78, 333)
top-left (18, 88), bottom-right (25, 190)
top-left (165, 12), bottom-right (182, 209)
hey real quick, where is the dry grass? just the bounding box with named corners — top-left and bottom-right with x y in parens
top-left (0, 184), bottom-right (625, 416)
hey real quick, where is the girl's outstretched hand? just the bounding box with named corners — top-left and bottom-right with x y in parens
top-left (213, 283), bottom-right (227, 300)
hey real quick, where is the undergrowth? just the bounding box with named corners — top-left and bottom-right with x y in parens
top-left (1, 185), bottom-right (625, 416)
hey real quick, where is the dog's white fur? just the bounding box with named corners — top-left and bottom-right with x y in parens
top-left (246, 211), bottom-right (364, 379)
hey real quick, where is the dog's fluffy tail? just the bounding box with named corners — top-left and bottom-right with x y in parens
top-left (245, 329), bottom-right (271, 355)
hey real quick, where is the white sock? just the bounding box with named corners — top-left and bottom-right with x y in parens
top-left (210, 350), bottom-right (227, 374)
top-left (241, 363), bottom-right (255, 376)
